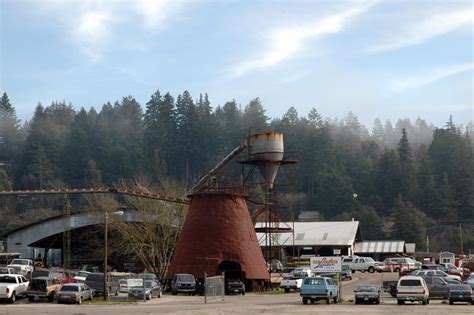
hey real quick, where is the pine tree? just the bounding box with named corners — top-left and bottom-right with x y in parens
top-left (397, 128), bottom-right (417, 200)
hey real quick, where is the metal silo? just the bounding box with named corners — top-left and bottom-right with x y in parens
top-left (248, 131), bottom-right (284, 190)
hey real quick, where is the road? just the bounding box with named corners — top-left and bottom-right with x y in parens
top-left (1, 272), bottom-right (472, 314)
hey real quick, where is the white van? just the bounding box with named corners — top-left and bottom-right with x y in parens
top-left (396, 275), bottom-right (429, 305)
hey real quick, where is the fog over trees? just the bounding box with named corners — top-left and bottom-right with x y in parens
top-left (0, 91), bottom-right (473, 253)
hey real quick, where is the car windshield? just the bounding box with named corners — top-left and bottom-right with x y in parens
top-left (0, 276), bottom-right (16, 283)
top-left (31, 279), bottom-right (47, 290)
top-left (10, 259), bottom-right (28, 265)
top-left (177, 274), bottom-right (194, 282)
top-left (0, 268), bottom-right (10, 273)
top-left (145, 281), bottom-right (155, 288)
top-left (77, 271), bottom-right (89, 277)
top-left (61, 285), bottom-right (79, 292)
top-left (86, 274), bottom-right (103, 281)
top-left (437, 271), bottom-right (447, 276)
top-left (357, 286), bottom-right (376, 292)
top-left (293, 271), bottom-right (307, 278)
top-left (342, 265), bottom-right (350, 270)
top-left (400, 279), bottom-right (421, 286)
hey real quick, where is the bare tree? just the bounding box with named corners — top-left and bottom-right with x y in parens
top-left (88, 177), bottom-right (188, 279)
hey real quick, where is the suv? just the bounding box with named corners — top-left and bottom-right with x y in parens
top-left (85, 273), bottom-right (119, 296)
top-left (396, 275), bottom-right (429, 305)
top-left (300, 276), bottom-right (338, 304)
top-left (27, 277), bottom-right (62, 302)
top-left (171, 274), bottom-right (196, 295)
top-left (342, 256), bottom-right (377, 273)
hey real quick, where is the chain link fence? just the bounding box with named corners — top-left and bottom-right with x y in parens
top-left (204, 273), bottom-right (225, 303)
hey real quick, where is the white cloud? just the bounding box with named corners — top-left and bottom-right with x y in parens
top-left (36, 0), bottom-right (185, 62)
top-left (227, 1), bottom-right (378, 77)
top-left (135, 0), bottom-right (184, 31)
top-left (367, 8), bottom-right (473, 53)
top-left (392, 63), bottom-right (473, 91)
top-left (73, 10), bottom-right (112, 62)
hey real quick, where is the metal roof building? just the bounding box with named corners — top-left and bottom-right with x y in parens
top-left (255, 221), bottom-right (360, 257)
top-left (354, 241), bottom-right (405, 254)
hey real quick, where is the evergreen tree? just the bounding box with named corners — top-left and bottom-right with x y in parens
top-left (397, 128), bottom-right (417, 200)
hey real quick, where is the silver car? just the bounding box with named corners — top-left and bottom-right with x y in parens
top-left (54, 283), bottom-right (93, 304)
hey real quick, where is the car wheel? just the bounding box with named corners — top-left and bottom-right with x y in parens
top-left (394, 268), bottom-right (400, 272)
top-left (310, 299), bottom-right (315, 304)
top-left (471, 300), bottom-right (474, 305)
top-left (284, 288), bottom-right (290, 293)
top-left (302, 298), bottom-right (308, 305)
top-left (422, 299), bottom-right (427, 305)
top-left (28, 296), bottom-right (34, 302)
top-left (355, 299), bottom-right (359, 304)
top-left (449, 299), bottom-right (453, 305)
top-left (326, 297), bottom-right (330, 304)
top-left (361, 270), bottom-right (366, 273)
top-left (158, 291), bottom-right (162, 298)
top-left (352, 270), bottom-right (355, 273)
top-left (368, 267), bottom-right (375, 273)
top-left (397, 300), bottom-right (404, 305)
top-left (47, 293), bottom-right (54, 302)
top-left (242, 292), bottom-right (245, 296)
top-left (426, 299), bottom-right (429, 304)
top-left (333, 297), bottom-right (338, 304)
top-left (9, 292), bottom-right (16, 304)
top-left (375, 298), bottom-right (380, 304)
top-left (172, 290), bottom-right (177, 296)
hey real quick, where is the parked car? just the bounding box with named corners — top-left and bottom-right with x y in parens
top-left (7, 259), bottom-right (34, 277)
top-left (85, 273), bottom-right (119, 296)
top-left (0, 267), bottom-right (16, 275)
top-left (466, 273), bottom-right (474, 289)
top-left (225, 278), bottom-right (245, 295)
top-left (421, 276), bottom-right (454, 299)
top-left (354, 284), bottom-right (380, 304)
top-left (171, 273), bottom-right (196, 295)
top-left (383, 257), bottom-right (418, 272)
top-left (396, 275), bottom-right (429, 305)
top-left (0, 274), bottom-right (29, 303)
top-left (413, 269), bottom-right (461, 282)
top-left (448, 284), bottom-right (474, 305)
top-left (374, 262), bottom-right (385, 272)
top-left (54, 283), bottom-right (93, 304)
top-left (74, 271), bottom-right (91, 283)
top-left (128, 280), bottom-right (162, 300)
top-left (342, 256), bottom-right (377, 273)
top-left (27, 276), bottom-right (62, 302)
top-left (32, 268), bottom-right (77, 284)
top-left (280, 268), bottom-right (311, 293)
top-left (341, 265), bottom-right (352, 280)
top-left (300, 276), bottom-right (338, 304)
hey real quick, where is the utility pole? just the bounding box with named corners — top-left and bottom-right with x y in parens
top-left (104, 211), bottom-right (109, 301)
top-left (459, 223), bottom-right (464, 255)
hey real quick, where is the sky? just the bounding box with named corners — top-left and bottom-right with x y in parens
top-left (0, 0), bottom-right (473, 128)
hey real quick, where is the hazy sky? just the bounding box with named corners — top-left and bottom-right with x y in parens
top-left (1, 0), bottom-right (472, 127)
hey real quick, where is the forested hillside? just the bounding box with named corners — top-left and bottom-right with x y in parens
top-left (0, 91), bottom-right (473, 253)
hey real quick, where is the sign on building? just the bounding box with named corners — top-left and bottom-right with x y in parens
top-left (310, 256), bottom-right (342, 273)
top-left (333, 249), bottom-right (341, 255)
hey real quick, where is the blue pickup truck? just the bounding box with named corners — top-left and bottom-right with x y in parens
top-left (300, 276), bottom-right (338, 304)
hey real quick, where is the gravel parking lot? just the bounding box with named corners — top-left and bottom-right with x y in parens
top-left (1, 272), bottom-right (472, 314)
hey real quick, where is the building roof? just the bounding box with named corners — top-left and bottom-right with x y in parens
top-left (255, 221), bottom-right (359, 247)
top-left (354, 241), bottom-right (405, 254)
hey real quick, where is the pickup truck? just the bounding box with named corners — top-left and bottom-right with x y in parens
top-left (280, 268), bottom-right (311, 293)
top-left (0, 274), bottom-right (29, 303)
top-left (7, 259), bottom-right (34, 277)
